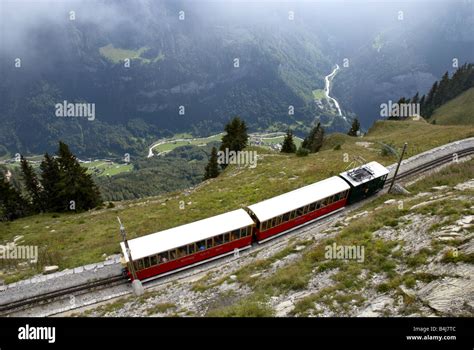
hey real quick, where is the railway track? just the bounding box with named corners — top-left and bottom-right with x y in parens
top-left (0, 275), bottom-right (127, 316)
top-left (2, 145), bottom-right (473, 316)
top-left (384, 147), bottom-right (474, 186)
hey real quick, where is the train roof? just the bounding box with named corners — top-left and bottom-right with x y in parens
top-left (247, 176), bottom-right (350, 222)
top-left (121, 209), bottom-right (254, 262)
top-left (338, 161), bottom-right (389, 187)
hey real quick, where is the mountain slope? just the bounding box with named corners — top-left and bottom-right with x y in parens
top-left (1, 119), bottom-right (473, 283)
top-left (430, 88), bottom-right (474, 125)
top-left (0, 1), bottom-right (341, 158)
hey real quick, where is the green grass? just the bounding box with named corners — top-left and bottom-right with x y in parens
top-left (312, 89), bottom-right (326, 100)
top-left (430, 88), bottom-right (474, 125)
top-left (151, 134), bottom-right (223, 154)
top-left (82, 161), bottom-right (133, 177)
top-left (206, 297), bottom-right (274, 317)
top-left (99, 44), bottom-right (164, 64)
top-left (0, 119), bottom-right (473, 283)
top-left (150, 132), bottom-right (303, 155)
top-left (234, 158), bottom-right (474, 316)
top-left (146, 302), bottom-right (176, 315)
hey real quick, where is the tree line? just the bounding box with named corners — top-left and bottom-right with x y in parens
top-left (0, 141), bottom-right (102, 221)
top-left (397, 63), bottom-right (473, 119)
top-left (204, 115), bottom-right (362, 180)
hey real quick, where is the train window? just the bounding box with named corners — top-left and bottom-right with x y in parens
top-left (223, 233), bottom-right (230, 243)
top-left (322, 198), bottom-right (328, 206)
top-left (303, 205), bottom-right (309, 214)
top-left (261, 222), bottom-right (267, 231)
top-left (297, 207), bottom-right (304, 216)
top-left (137, 259), bottom-right (144, 270)
top-left (272, 217), bottom-right (277, 227)
top-left (231, 229), bottom-right (240, 241)
top-left (241, 227), bottom-right (249, 236)
top-left (215, 235), bottom-right (223, 246)
top-left (290, 211), bottom-right (296, 219)
top-left (159, 252), bottom-right (169, 263)
top-left (197, 240), bottom-right (206, 251)
top-left (177, 246), bottom-right (187, 258)
top-left (150, 255), bottom-right (158, 266)
top-left (276, 216), bottom-right (282, 225)
top-left (188, 243), bottom-right (196, 254)
top-left (206, 238), bottom-right (213, 249)
top-left (169, 250), bottom-right (177, 260)
top-left (309, 202), bottom-right (316, 211)
top-left (283, 212), bottom-right (290, 222)
top-left (133, 261), bottom-right (139, 271)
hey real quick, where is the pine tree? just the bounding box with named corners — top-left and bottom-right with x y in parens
top-left (424, 81), bottom-right (439, 117)
top-left (281, 129), bottom-right (297, 153)
top-left (219, 117), bottom-right (249, 168)
top-left (55, 141), bottom-right (102, 212)
top-left (20, 155), bottom-right (44, 212)
top-left (0, 173), bottom-right (30, 221)
top-left (40, 153), bottom-right (63, 212)
top-left (203, 147), bottom-right (220, 180)
top-left (302, 123), bottom-right (324, 153)
top-left (220, 117), bottom-right (248, 154)
top-left (434, 71), bottom-right (450, 107)
top-left (411, 92), bottom-right (419, 104)
top-left (347, 118), bottom-right (360, 137)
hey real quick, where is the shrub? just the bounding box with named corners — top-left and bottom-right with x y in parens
top-left (296, 147), bottom-right (310, 157)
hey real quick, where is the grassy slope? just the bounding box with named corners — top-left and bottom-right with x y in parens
top-left (99, 44), bottom-right (164, 64)
top-left (82, 161), bottom-right (133, 177)
top-left (1, 120), bottom-right (473, 282)
top-left (207, 159), bottom-right (474, 317)
top-left (430, 88), bottom-right (474, 125)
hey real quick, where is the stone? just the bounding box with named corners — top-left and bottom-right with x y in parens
top-left (417, 277), bottom-right (473, 315)
top-left (454, 179), bottom-right (474, 191)
top-left (73, 266), bottom-right (84, 274)
top-left (389, 184), bottom-right (411, 195)
top-left (275, 300), bottom-right (294, 317)
top-left (13, 235), bottom-right (24, 244)
top-left (294, 245), bottom-right (306, 252)
top-left (229, 275), bottom-right (237, 281)
top-left (384, 199), bottom-right (397, 205)
top-left (432, 185), bottom-right (448, 191)
top-left (132, 280), bottom-right (145, 296)
top-left (43, 265), bottom-right (59, 274)
top-left (357, 296), bottom-right (393, 317)
top-left (400, 285), bottom-right (416, 298)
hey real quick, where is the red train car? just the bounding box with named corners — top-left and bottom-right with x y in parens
top-left (246, 176), bottom-right (351, 243)
top-left (120, 209), bottom-right (255, 281)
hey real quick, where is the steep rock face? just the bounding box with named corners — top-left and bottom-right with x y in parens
top-left (417, 277), bottom-right (473, 315)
